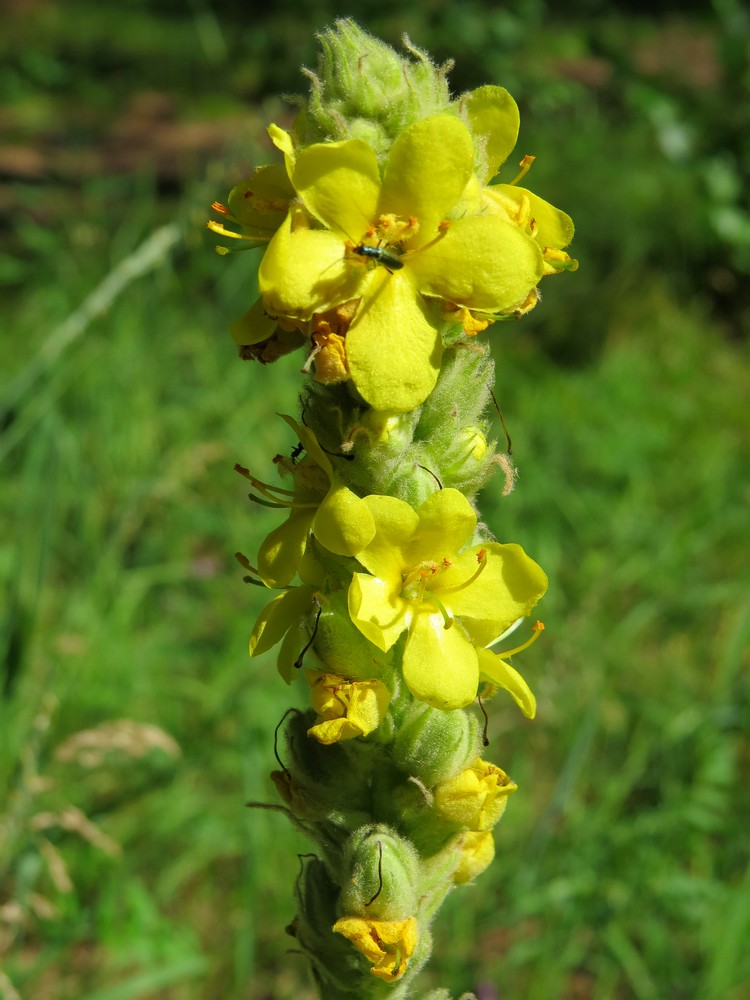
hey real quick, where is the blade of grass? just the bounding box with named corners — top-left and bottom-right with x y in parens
top-left (78, 956), bottom-right (209, 1000)
top-left (1, 223), bottom-right (183, 422)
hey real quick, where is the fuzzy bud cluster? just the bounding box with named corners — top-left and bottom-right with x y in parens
top-left (296, 20), bottom-right (453, 160)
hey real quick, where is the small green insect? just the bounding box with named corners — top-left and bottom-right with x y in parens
top-left (350, 243), bottom-right (404, 271)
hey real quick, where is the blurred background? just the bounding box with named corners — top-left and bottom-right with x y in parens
top-left (1, 0), bottom-right (748, 997)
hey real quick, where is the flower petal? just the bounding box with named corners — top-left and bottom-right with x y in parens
top-left (227, 163), bottom-right (294, 237)
top-left (403, 488), bottom-right (476, 566)
top-left (452, 830), bottom-right (495, 884)
top-left (434, 758), bottom-right (517, 830)
top-left (358, 494), bottom-right (420, 580)
top-left (292, 138), bottom-right (381, 238)
top-left (313, 485), bottom-right (376, 556)
top-left (249, 585), bottom-right (315, 657)
top-left (455, 542), bottom-right (548, 642)
top-left (490, 184), bottom-right (575, 249)
top-left (345, 268), bottom-right (442, 412)
top-left (267, 124), bottom-right (296, 183)
top-left (349, 572), bottom-right (407, 652)
top-left (257, 508), bottom-right (314, 588)
top-left (380, 116), bottom-right (475, 243)
top-left (410, 214), bottom-right (544, 313)
top-left (465, 86), bottom-right (520, 181)
top-left (477, 647), bottom-right (536, 718)
top-left (229, 297), bottom-right (278, 347)
top-left (403, 614), bottom-right (479, 709)
top-left (259, 209), bottom-right (364, 319)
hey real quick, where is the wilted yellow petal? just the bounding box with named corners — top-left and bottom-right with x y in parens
top-left (332, 915), bottom-right (418, 982)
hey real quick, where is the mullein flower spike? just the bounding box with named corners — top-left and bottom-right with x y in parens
top-left (214, 19), bottom-right (575, 997)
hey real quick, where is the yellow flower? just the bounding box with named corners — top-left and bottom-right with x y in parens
top-left (248, 582), bottom-right (318, 683)
top-left (239, 414), bottom-right (375, 587)
top-left (306, 672), bottom-right (391, 744)
top-left (348, 488), bottom-right (547, 710)
top-left (257, 114), bottom-right (547, 412)
top-left (433, 758), bottom-right (517, 831)
top-left (332, 915), bottom-right (419, 982)
top-left (452, 830), bottom-right (496, 884)
top-left (481, 174), bottom-right (578, 277)
top-left (207, 162), bottom-right (294, 250)
top-left (464, 85), bottom-right (577, 276)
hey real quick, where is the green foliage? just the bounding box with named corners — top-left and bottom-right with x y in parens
top-left (2, 3), bottom-right (749, 999)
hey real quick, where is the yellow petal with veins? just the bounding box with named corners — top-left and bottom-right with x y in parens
top-left (345, 268), bottom-right (441, 412)
top-left (410, 214), bottom-right (544, 313)
top-left (403, 613), bottom-right (479, 709)
top-left (292, 138), bottom-right (381, 238)
top-left (259, 211), bottom-right (364, 318)
top-left (380, 116), bottom-right (475, 245)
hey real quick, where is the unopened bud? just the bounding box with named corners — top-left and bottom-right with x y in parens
top-left (311, 592), bottom-right (396, 691)
top-left (452, 830), bottom-right (495, 884)
top-left (433, 757), bottom-right (517, 831)
top-left (339, 825), bottom-right (420, 920)
top-left (393, 702), bottom-right (482, 787)
top-left (297, 19), bottom-right (452, 158)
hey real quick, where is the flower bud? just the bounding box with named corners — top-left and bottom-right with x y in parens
top-left (274, 709), bottom-right (372, 824)
top-left (433, 757), bottom-right (517, 831)
top-left (387, 460), bottom-right (447, 509)
top-left (339, 825), bottom-right (420, 920)
top-left (297, 19), bottom-right (452, 157)
top-left (292, 857), bottom-right (362, 975)
top-left (306, 671), bottom-right (391, 744)
top-left (392, 702), bottom-right (483, 787)
top-left (311, 592), bottom-right (396, 688)
top-left (413, 344), bottom-right (500, 496)
top-left (451, 830), bottom-right (496, 884)
top-left (358, 409), bottom-right (419, 451)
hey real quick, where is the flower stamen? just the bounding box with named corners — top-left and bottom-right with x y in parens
top-left (206, 219), bottom-right (263, 242)
top-left (234, 462), bottom-right (323, 512)
top-left (400, 561), bottom-right (442, 606)
top-left (509, 154), bottom-right (536, 186)
top-left (413, 219), bottom-right (451, 255)
top-left (422, 592), bottom-right (454, 629)
top-left (440, 548), bottom-right (488, 594)
top-left (497, 619), bottom-right (545, 658)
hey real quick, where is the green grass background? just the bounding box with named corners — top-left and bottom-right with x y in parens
top-left (2, 2), bottom-right (749, 998)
